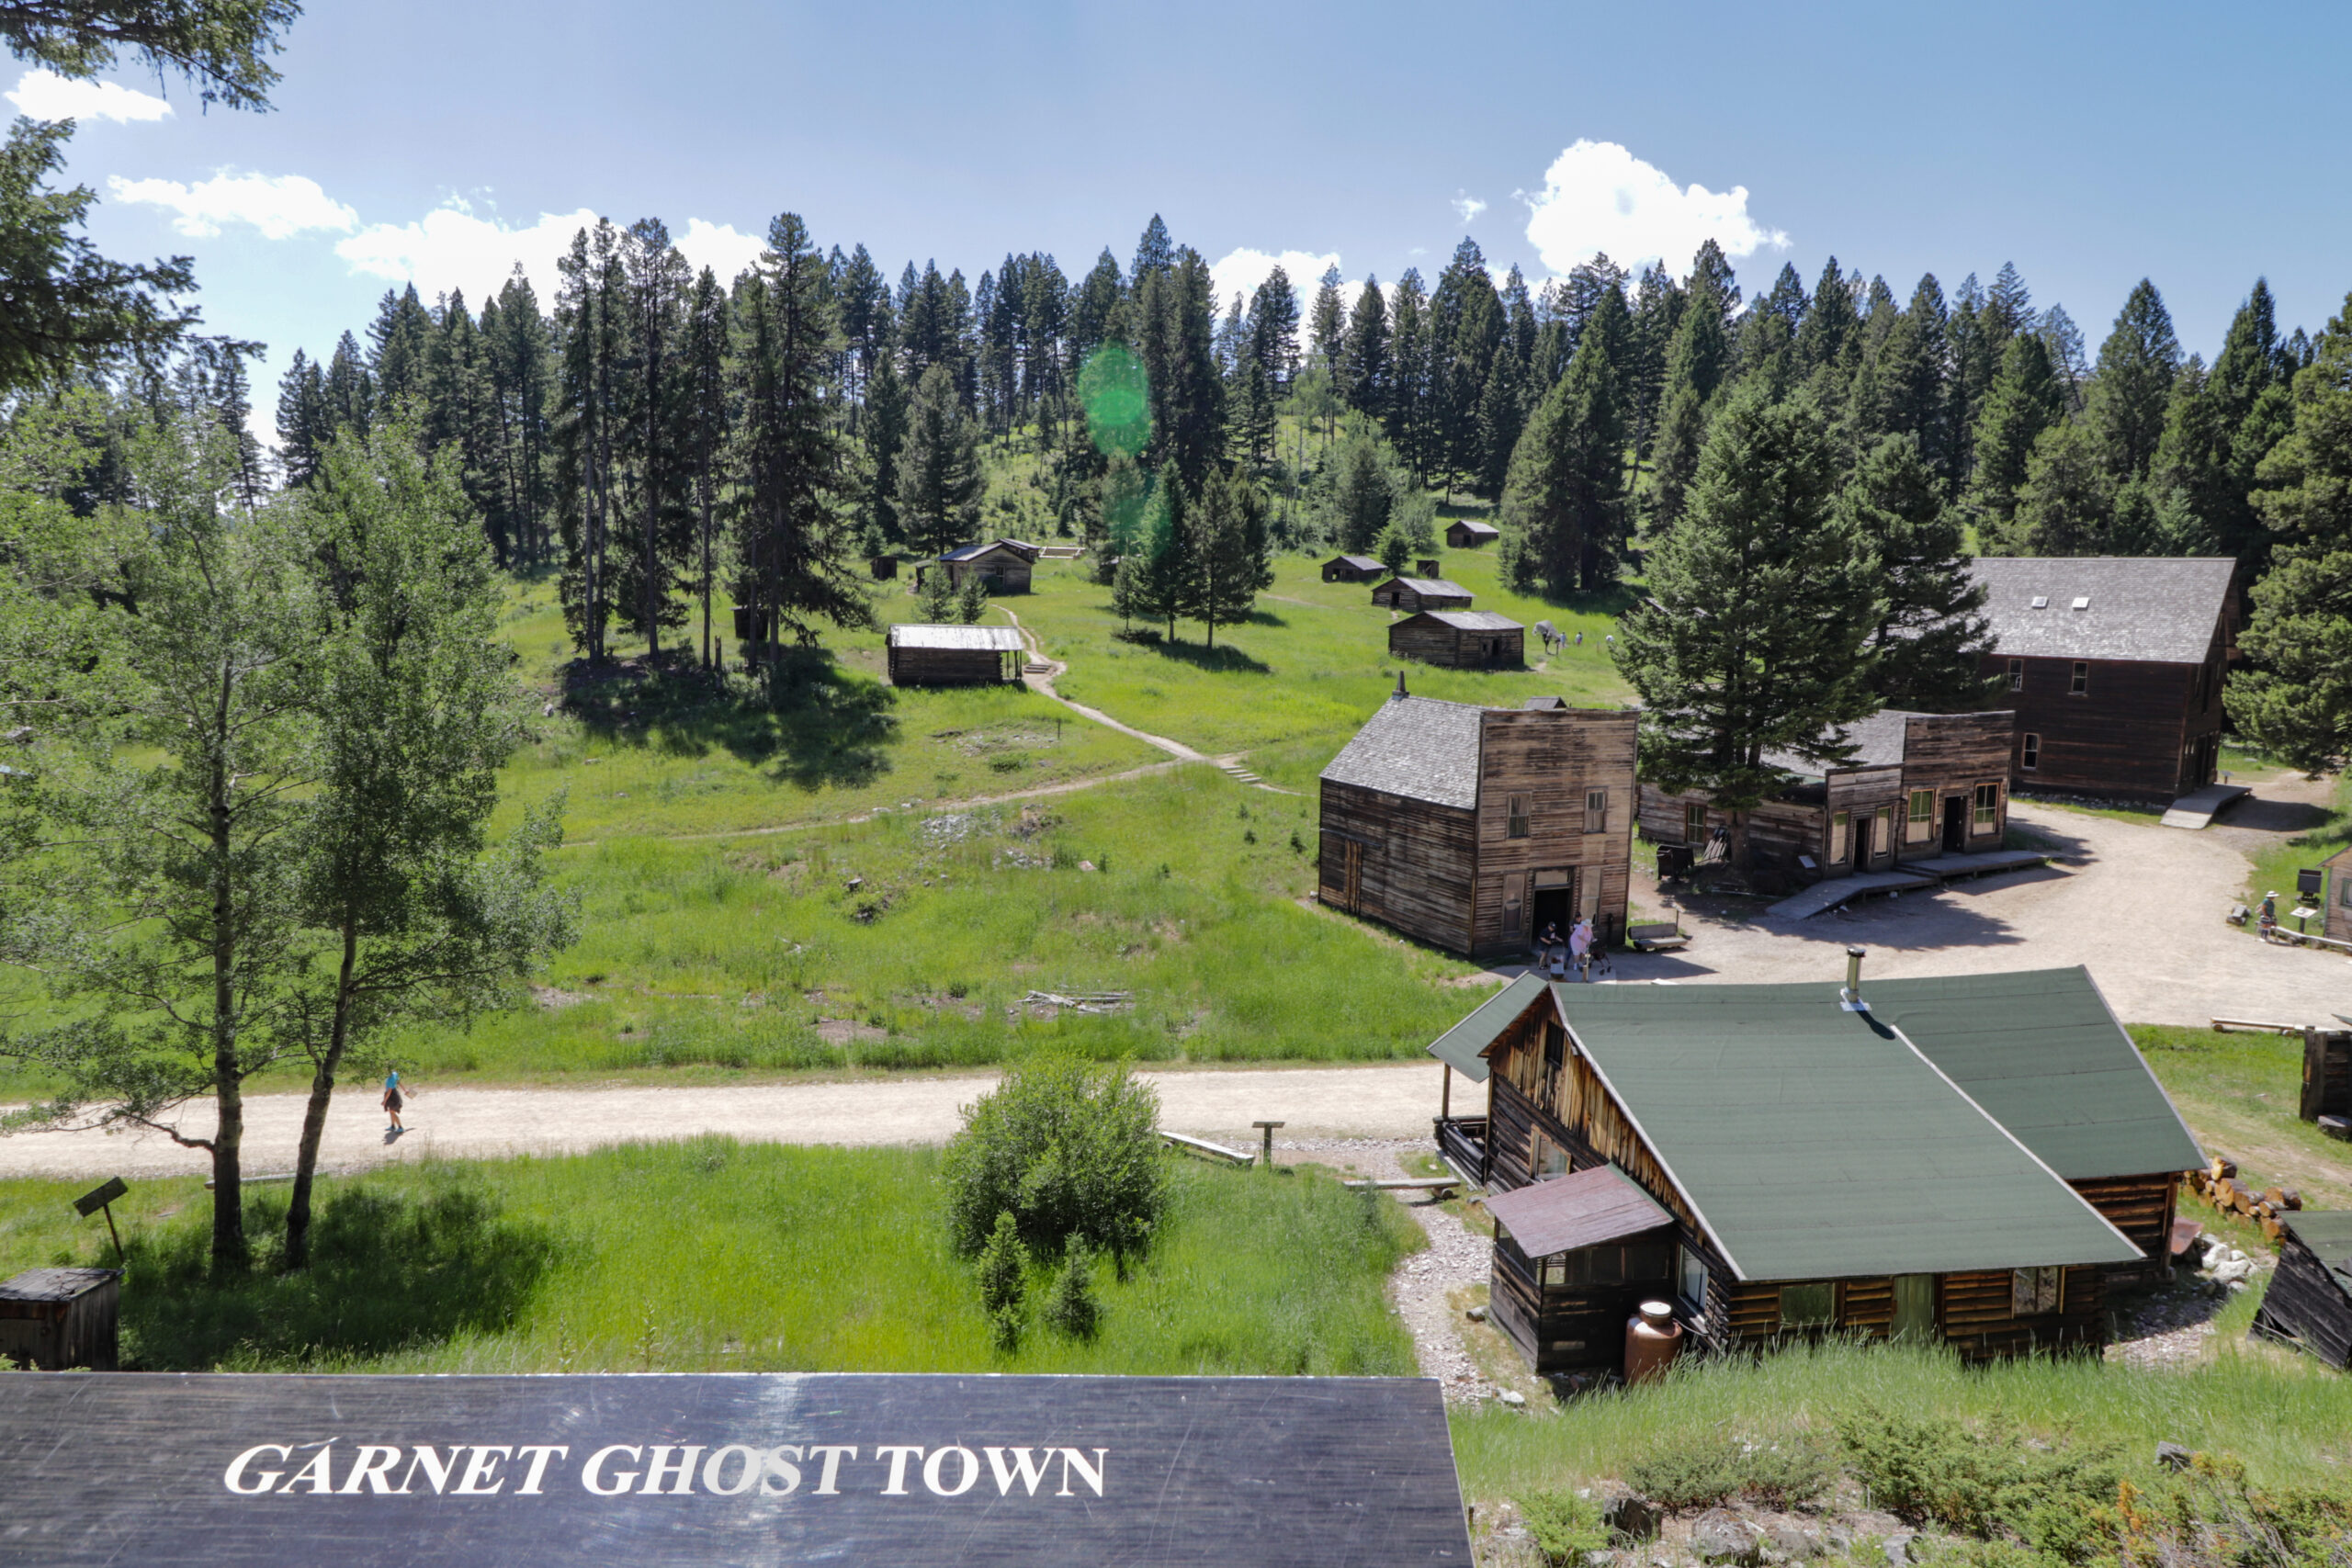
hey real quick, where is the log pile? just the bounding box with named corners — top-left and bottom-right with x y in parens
top-left (2185, 1156), bottom-right (2301, 1241)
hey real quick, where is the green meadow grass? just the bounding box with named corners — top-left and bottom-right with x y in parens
top-left (0, 1141), bottom-right (1420, 1377)
top-left (2131, 1023), bottom-right (2352, 1207)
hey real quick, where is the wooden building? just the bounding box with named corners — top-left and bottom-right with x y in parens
top-left (1322, 554), bottom-right (1385, 583)
top-left (885, 624), bottom-right (1025, 685)
top-left (1446, 520), bottom-right (1501, 548)
top-left (917, 538), bottom-right (1040, 593)
top-left (1427, 964), bottom-right (2196, 1375)
top-left (0, 1268), bottom-right (119, 1371)
top-left (2302, 1023), bottom-right (2351, 1123)
top-left (2318, 846), bottom-right (2352, 946)
top-left (1638, 710), bottom-right (2014, 884)
top-left (1318, 685), bottom-right (1636, 959)
top-left (2251, 1211), bottom-right (2352, 1370)
top-left (1390, 610), bottom-right (1524, 670)
top-left (1370, 575), bottom-right (1474, 613)
top-left (1970, 557), bottom-right (2236, 803)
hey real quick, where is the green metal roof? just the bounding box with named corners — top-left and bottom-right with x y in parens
top-left (2282, 1211), bottom-right (2352, 1284)
top-left (1555, 982), bottom-right (2143, 1282)
top-left (1867, 968), bottom-right (2204, 1181)
top-left (1425, 972), bottom-right (1550, 1081)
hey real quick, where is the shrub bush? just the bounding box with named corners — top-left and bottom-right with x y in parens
top-left (1042, 1239), bottom-right (1102, 1339)
top-left (1623, 1431), bottom-right (1834, 1513)
top-left (977, 1210), bottom-right (1029, 1352)
top-left (1837, 1408), bottom-right (2118, 1548)
top-left (941, 1052), bottom-right (1167, 1266)
top-left (1519, 1490), bottom-right (1610, 1567)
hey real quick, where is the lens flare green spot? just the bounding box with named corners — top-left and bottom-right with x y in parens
top-left (1079, 342), bottom-right (1150, 458)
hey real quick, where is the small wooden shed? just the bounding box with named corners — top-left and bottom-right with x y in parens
top-left (2302, 1021), bottom-right (2351, 1122)
top-left (1390, 610), bottom-right (1523, 670)
top-left (1371, 575), bottom-right (1474, 613)
top-left (885, 624), bottom-right (1025, 686)
top-left (1446, 520), bottom-right (1500, 548)
top-left (918, 539), bottom-right (1039, 594)
top-left (1483, 1165), bottom-right (1677, 1371)
top-left (2251, 1211), bottom-right (2352, 1369)
top-left (1322, 554), bottom-right (1385, 583)
top-left (0, 1268), bottom-right (120, 1370)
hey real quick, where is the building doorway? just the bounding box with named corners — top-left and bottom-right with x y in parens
top-left (1852, 812), bottom-right (1873, 870)
top-left (1530, 878), bottom-right (1576, 951)
top-left (1941, 795), bottom-right (1968, 852)
top-left (1891, 1274), bottom-right (1936, 1342)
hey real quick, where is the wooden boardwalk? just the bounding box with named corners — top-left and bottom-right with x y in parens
top-left (2161, 783), bottom-right (2251, 829)
top-left (1764, 849), bottom-right (2057, 920)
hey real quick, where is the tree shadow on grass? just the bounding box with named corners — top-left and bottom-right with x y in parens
top-left (564, 649), bottom-right (898, 793)
top-left (123, 1182), bottom-right (562, 1371)
top-left (1149, 637), bottom-right (1273, 675)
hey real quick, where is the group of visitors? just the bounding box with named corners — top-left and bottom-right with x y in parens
top-left (1535, 918), bottom-right (1602, 982)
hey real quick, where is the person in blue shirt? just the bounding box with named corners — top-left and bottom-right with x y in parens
top-left (382, 1068), bottom-right (404, 1134)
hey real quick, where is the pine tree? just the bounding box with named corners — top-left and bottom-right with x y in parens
top-left (2086, 279), bottom-right (2180, 480)
top-left (1114, 465), bottom-right (1192, 640)
top-left (1329, 431), bottom-right (1394, 551)
top-left (682, 266), bottom-right (730, 669)
top-left (1795, 257), bottom-right (1859, 382)
top-left (1136, 248), bottom-right (1223, 491)
top-left (1967, 332), bottom-right (2064, 527)
top-left (615, 218), bottom-right (693, 658)
top-left (1623, 262), bottom-right (1682, 461)
top-left (1498, 325), bottom-right (1623, 595)
top-left (1386, 269), bottom-right (1431, 480)
top-left (322, 330), bottom-right (373, 439)
top-left (1985, 263), bottom-right (2035, 344)
top-left (484, 269), bottom-right (555, 570)
top-left (1473, 346), bottom-right (1524, 502)
top-left (1189, 468), bottom-right (1271, 647)
top-left (274, 347), bottom-right (326, 487)
top-left (1841, 434), bottom-right (1992, 710)
top-left (2154, 278), bottom-right (2296, 570)
top-left (1342, 276), bottom-right (1389, 419)
top-left (1647, 382), bottom-right (1705, 530)
top-left (894, 364), bottom-right (986, 558)
top-left (1611, 384), bottom-right (1881, 866)
top-left (1861, 275), bottom-right (1951, 478)
top-left (1129, 215), bottom-right (1173, 288)
top-left (554, 220), bottom-right (627, 661)
top-left (836, 242), bottom-right (891, 404)
top-left (862, 352), bottom-right (910, 547)
top-left (1069, 249), bottom-right (1123, 365)
top-left (368, 285), bottom-right (435, 410)
top-left (2040, 304), bottom-right (2089, 413)
top-left (1308, 265), bottom-right (1347, 376)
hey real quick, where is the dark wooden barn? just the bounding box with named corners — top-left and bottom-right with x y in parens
top-left (2303, 1021), bottom-right (2351, 1122)
top-left (885, 624), bottom-right (1025, 685)
top-left (1322, 554), bottom-right (1385, 582)
top-left (1318, 685), bottom-right (1635, 959)
top-left (1639, 709), bottom-right (2015, 884)
top-left (917, 538), bottom-right (1039, 593)
top-left (0, 1268), bottom-right (119, 1370)
top-left (1389, 610), bottom-right (1524, 670)
top-left (1428, 964), bottom-right (2195, 1375)
top-left (1370, 575), bottom-right (1474, 613)
top-left (2251, 1211), bottom-right (2352, 1369)
top-left (1970, 557), bottom-right (2236, 803)
top-left (1445, 520), bottom-right (1500, 548)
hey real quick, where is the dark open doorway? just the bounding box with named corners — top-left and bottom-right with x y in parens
top-left (1530, 884), bottom-right (1575, 950)
top-left (1852, 812), bottom-right (1873, 869)
top-left (1941, 795), bottom-right (1967, 852)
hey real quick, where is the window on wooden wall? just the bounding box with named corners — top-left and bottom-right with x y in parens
top-left (2007, 658), bottom-right (2024, 692)
top-left (1503, 871), bottom-right (1525, 934)
top-left (2010, 1266), bottom-right (2064, 1315)
top-left (1779, 1281), bottom-right (1835, 1327)
top-left (1543, 1239), bottom-right (1674, 1289)
top-left (1684, 802), bottom-right (1708, 842)
top-left (1585, 788), bottom-right (1609, 833)
top-left (1830, 811), bottom-right (1850, 863)
top-left (1507, 795), bottom-right (1531, 838)
top-left (1872, 806), bottom-right (1893, 862)
top-left (1531, 1130), bottom-right (1568, 1179)
top-left (2070, 661), bottom-right (2088, 695)
top-left (2021, 733), bottom-right (2041, 771)
top-left (1906, 790), bottom-right (1934, 842)
top-left (1973, 784), bottom-right (1999, 832)
top-left (1679, 1246), bottom-right (1709, 1312)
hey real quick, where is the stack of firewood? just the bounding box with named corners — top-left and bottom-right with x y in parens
top-left (2185, 1156), bottom-right (2301, 1241)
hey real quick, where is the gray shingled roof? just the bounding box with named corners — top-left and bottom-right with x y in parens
top-left (1760, 709), bottom-right (1920, 778)
top-left (1970, 557), bottom-right (2234, 664)
top-left (1320, 694), bottom-right (1484, 808)
top-left (1416, 610), bottom-right (1523, 632)
top-left (1327, 554), bottom-right (1383, 571)
top-left (1378, 576), bottom-right (1473, 598)
top-left (888, 624), bottom-right (1024, 651)
top-left (939, 538), bottom-right (1037, 563)
top-left (1451, 520), bottom-right (1500, 538)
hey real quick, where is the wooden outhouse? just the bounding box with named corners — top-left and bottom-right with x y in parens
top-left (1639, 710), bottom-right (2014, 884)
top-left (2301, 1022), bottom-right (2350, 1122)
top-left (1971, 557), bottom-right (2236, 803)
top-left (1322, 554), bottom-right (1385, 583)
top-left (1446, 520), bottom-right (1500, 548)
top-left (1370, 576), bottom-right (1474, 613)
top-left (918, 539), bottom-right (1039, 594)
top-left (0, 1268), bottom-right (120, 1370)
top-left (2252, 1211), bottom-right (2352, 1369)
top-left (1318, 684), bottom-right (1635, 959)
top-left (1427, 964), bottom-right (2194, 1375)
top-left (885, 624), bottom-right (1025, 685)
top-left (1390, 611), bottom-right (1523, 670)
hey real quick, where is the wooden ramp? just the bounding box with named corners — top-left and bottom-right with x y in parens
top-left (1901, 848), bottom-right (2054, 881)
top-left (1765, 870), bottom-right (1934, 920)
top-left (2161, 783), bottom-right (2251, 829)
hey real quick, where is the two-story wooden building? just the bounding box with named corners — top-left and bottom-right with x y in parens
top-left (1318, 685), bottom-right (1636, 959)
top-left (1428, 964), bottom-right (2199, 1375)
top-left (1968, 557), bottom-right (2235, 802)
top-left (1637, 710), bottom-right (2015, 883)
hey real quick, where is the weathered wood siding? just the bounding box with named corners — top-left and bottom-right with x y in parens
top-left (2251, 1230), bottom-right (2352, 1369)
top-left (2068, 1172), bottom-right (2178, 1280)
top-left (887, 647), bottom-right (1011, 685)
top-left (1984, 614), bottom-right (2230, 802)
top-left (1470, 709), bottom-right (1635, 955)
top-left (1316, 779), bottom-right (1476, 953)
top-left (1372, 583), bottom-right (1473, 612)
top-left (1939, 1267), bottom-right (2105, 1359)
top-left (2301, 1029), bottom-right (2351, 1121)
top-left (1388, 619), bottom-right (1523, 670)
top-left (1894, 712), bottom-right (2014, 860)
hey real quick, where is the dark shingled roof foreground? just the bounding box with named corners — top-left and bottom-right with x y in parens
top-left (1319, 694), bottom-right (1485, 808)
top-left (1969, 557), bottom-right (2233, 664)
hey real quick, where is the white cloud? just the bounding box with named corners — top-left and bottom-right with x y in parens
top-left (1207, 248), bottom-right (1341, 350)
top-left (108, 171), bottom-right (355, 240)
top-left (7, 68), bottom-right (172, 123)
top-left (1452, 192), bottom-right (1487, 224)
top-left (1521, 139), bottom-right (1787, 276)
top-left (675, 218), bottom-right (764, 284)
top-left (335, 204), bottom-right (769, 307)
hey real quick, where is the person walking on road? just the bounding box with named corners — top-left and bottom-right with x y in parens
top-left (382, 1068), bottom-right (406, 1134)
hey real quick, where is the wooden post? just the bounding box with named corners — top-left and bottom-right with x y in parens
top-left (1441, 1064), bottom-right (1452, 1121)
top-left (1253, 1121), bottom-right (1284, 1169)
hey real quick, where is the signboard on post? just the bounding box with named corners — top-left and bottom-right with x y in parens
top-left (0, 1371), bottom-right (1470, 1565)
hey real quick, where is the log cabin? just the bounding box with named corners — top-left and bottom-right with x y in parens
top-left (1370, 575), bottom-right (1474, 613)
top-left (1428, 964), bottom-right (2198, 1374)
top-left (1446, 520), bottom-right (1501, 548)
top-left (1323, 554), bottom-right (1385, 583)
top-left (885, 624), bottom-right (1026, 685)
top-left (1389, 610), bottom-right (1524, 670)
top-left (917, 538), bottom-right (1039, 593)
top-left (1638, 710), bottom-right (2015, 886)
top-left (2250, 1211), bottom-right (2352, 1370)
top-left (1318, 685), bottom-right (1635, 959)
top-left (1969, 557), bottom-right (2236, 803)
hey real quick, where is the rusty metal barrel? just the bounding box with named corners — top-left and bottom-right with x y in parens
top-left (1623, 1298), bottom-right (1683, 1385)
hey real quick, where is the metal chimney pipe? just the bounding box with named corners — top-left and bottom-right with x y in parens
top-left (1841, 946), bottom-right (1869, 1012)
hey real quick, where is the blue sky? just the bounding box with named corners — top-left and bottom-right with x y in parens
top-left (19, 0), bottom-right (2352, 435)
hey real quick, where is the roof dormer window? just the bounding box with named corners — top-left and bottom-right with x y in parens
top-left (2071, 596), bottom-right (2090, 611)
top-left (2030, 595), bottom-right (2049, 609)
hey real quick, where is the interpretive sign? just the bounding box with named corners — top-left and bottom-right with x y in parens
top-left (0, 1371), bottom-right (1470, 1565)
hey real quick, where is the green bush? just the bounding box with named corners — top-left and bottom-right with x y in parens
top-left (1042, 1239), bottom-right (1102, 1339)
top-left (1519, 1489), bottom-right (1610, 1567)
top-left (940, 1052), bottom-right (1167, 1265)
top-left (1623, 1431), bottom-right (1834, 1513)
top-left (1739, 1436), bottom-right (1837, 1510)
top-left (1837, 1408), bottom-right (2119, 1548)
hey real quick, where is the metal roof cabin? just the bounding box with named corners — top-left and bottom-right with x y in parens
top-left (1970, 557), bottom-right (2236, 803)
top-left (1369, 575), bottom-right (1474, 613)
top-left (1318, 685), bottom-right (1635, 959)
top-left (2252, 1210), bottom-right (2352, 1369)
top-left (1322, 554), bottom-right (1385, 582)
top-left (1445, 519), bottom-right (1501, 547)
top-left (1426, 964), bottom-right (2197, 1375)
top-left (1389, 610), bottom-right (1524, 670)
top-left (915, 538), bottom-right (1039, 594)
top-left (885, 624), bottom-right (1026, 686)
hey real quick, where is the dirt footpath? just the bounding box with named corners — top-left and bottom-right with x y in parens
top-left (1596, 790), bottom-right (2349, 1027)
top-left (0, 1063), bottom-right (1452, 1182)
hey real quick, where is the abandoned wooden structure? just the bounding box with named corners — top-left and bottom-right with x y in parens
top-left (1370, 575), bottom-right (1474, 613)
top-left (2304, 1022), bottom-right (2352, 1122)
top-left (1970, 557), bottom-right (2236, 802)
top-left (1446, 519), bottom-right (1500, 548)
top-left (1429, 964), bottom-right (2198, 1375)
top-left (885, 624), bottom-right (1026, 685)
top-left (1322, 554), bottom-right (1385, 583)
top-left (1389, 610), bottom-right (1524, 670)
top-left (1639, 710), bottom-right (2015, 886)
top-left (2251, 1211), bottom-right (2352, 1369)
top-left (2316, 846), bottom-right (2352, 946)
top-left (1318, 685), bottom-right (1635, 959)
top-left (917, 538), bottom-right (1039, 593)
top-left (0, 1268), bottom-right (119, 1370)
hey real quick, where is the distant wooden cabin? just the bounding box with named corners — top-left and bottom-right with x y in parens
top-left (1446, 520), bottom-right (1500, 548)
top-left (1318, 686), bottom-right (1635, 958)
top-left (1371, 576), bottom-right (1474, 613)
top-left (1427, 964), bottom-right (2199, 1375)
top-left (1639, 710), bottom-right (2014, 885)
top-left (885, 624), bottom-right (1025, 685)
top-left (2252, 1211), bottom-right (2352, 1369)
top-left (870, 554), bottom-right (899, 581)
top-left (1416, 558), bottom-right (1442, 579)
top-left (1971, 557), bottom-right (2236, 802)
top-left (1390, 610), bottom-right (1523, 670)
top-left (917, 538), bottom-right (1039, 594)
top-left (1322, 554), bottom-right (1385, 583)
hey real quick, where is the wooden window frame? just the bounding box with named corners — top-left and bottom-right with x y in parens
top-left (1502, 870), bottom-right (1525, 935)
top-left (2021, 732), bottom-right (2041, 772)
top-left (1872, 806), bottom-right (1893, 863)
top-left (1584, 788), bottom-right (1609, 835)
top-left (1779, 1280), bottom-right (1835, 1327)
top-left (1973, 783), bottom-right (1999, 832)
top-left (1905, 789), bottom-right (1934, 843)
top-left (1506, 794), bottom-right (1531, 839)
top-left (2007, 658), bottom-right (2024, 692)
top-left (1683, 801), bottom-right (1708, 843)
top-left (1531, 1129), bottom-right (1569, 1179)
top-left (1679, 1246), bottom-right (1709, 1313)
top-left (2010, 1265), bottom-right (2064, 1316)
top-left (1829, 810), bottom-right (1850, 864)
top-left (2069, 661), bottom-right (2089, 696)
